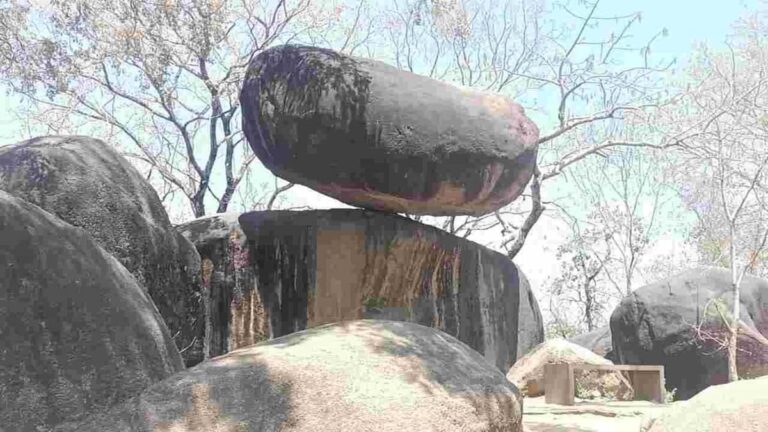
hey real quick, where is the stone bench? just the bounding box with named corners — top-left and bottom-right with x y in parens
top-left (543, 363), bottom-right (665, 405)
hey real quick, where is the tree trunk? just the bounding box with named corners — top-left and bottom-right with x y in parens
top-left (728, 279), bottom-right (740, 382)
top-left (584, 281), bottom-right (595, 331)
top-left (728, 229), bottom-right (740, 382)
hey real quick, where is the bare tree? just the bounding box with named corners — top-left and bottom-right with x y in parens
top-left (0, 0), bottom-right (362, 220)
top-left (368, 0), bottom-right (705, 259)
top-left (565, 147), bottom-right (680, 296)
top-left (673, 19), bottom-right (768, 380)
top-left (548, 212), bottom-right (613, 332)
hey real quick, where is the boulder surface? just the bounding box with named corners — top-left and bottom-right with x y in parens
top-left (240, 44), bottom-right (539, 216)
top-left (177, 209), bottom-right (544, 371)
top-left (0, 135), bottom-right (205, 366)
top-left (57, 320), bottom-right (524, 432)
top-left (645, 376), bottom-right (768, 432)
top-left (0, 191), bottom-right (184, 431)
top-left (569, 326), bottom-right (615, 361)
top-left (611, 267), bottom-right (768, 400)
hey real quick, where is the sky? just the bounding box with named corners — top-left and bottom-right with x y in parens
top-left (0, 0), bottom-right (763, 326)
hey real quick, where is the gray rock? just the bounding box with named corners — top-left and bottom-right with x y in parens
top-left (0, 191), bottom-right (183, 431)
top-left (569, 325), bottom-right (615, 361)
top-left (610, 267), bottom-right (768, 400)
top-left (58, 320), bottom-right (523, 432)
top-left (177, 209), bottom-right (544, 372)
top-left (0, 136), bottom-right (205, 366)
top-left (240, 44), bottom-right (539, 216)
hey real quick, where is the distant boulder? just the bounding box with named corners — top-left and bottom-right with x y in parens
top-left (611, 267), bottom-right (768, 400)
top-left (0, 191), bottom-right (183, 431)
top-left (0, 135), bottom-right (205, 366)
top-left (569, 326), bottom-right (615, 361)
top-left (58, 320), bottom-right (523, 432)
top-left (240, 44), bottom-right (539, 216)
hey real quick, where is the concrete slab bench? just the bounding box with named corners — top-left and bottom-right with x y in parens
top-left (543, 363), bottom-right (665, 405)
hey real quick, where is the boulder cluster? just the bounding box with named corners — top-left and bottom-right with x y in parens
top-left (0, 45), bottom-right (544, 431)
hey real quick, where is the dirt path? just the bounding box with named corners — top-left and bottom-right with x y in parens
top-left (523, 396), bottom-right (672, 432)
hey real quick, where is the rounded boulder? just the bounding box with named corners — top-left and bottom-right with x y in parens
top-left (240, 45), bottom-right (539, 216)
top-left (0, 191), bottom-right (184, 431)
top-left (60, 320), bottom-right (523, 432)
top-left (0, 135), bottom-right (205, 366)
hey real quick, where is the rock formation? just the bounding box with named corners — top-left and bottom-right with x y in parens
top-left (611, 267), bottom-right (768, 400)
top-left (644, 376), bottom-right (768, 432)
top-left (178, 210), bottom-right (544, 372)
top-left (0, 191), bottom-right (184, 431)
top-left (240, 44), bottom-right (539, 216)
top-left (0, 136), bottom-right (205, 366)
top-left (569, 326), bottom-right (615, 361)
top-left (56, 320), bottom-right (523, 432)
top-left (506, 339), bottom-right (632, 400)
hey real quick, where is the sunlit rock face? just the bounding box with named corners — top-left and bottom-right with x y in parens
top-left (58, 320), bottom-right (524, 432)
top-left (611, 267), bottom-right (768, 400)
top-left (240, 44), bottom-right (540, 216)
top-left (0, 136), bottom-right (205, 366)
top-left (0, 191), bottom-right (184, 432)
top-left (178, 210), bottom-right (544, 372)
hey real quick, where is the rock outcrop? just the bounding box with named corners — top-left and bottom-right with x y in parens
top-left (57, 320), bottom-right (524, 432)
top-left (611, 267), bottom-right (768, 400)
top-left (177, 213), bottom-right (253, 358)
top-left (569, 326), bottom-right (615, 361)
top-left (0, 136), bottom-right (205, 366)
top-left (506, 339), bottom-right (633, 400)
top-left (177, 209), bottom-right (544, 371)
top-left (644, 376), bottom-right (768, 432)
top-left (240, 44), bottom-right (539, 216)
top-left (0, 191), bottom-right (184, 431)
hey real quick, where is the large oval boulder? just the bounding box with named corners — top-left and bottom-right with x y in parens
top-left (177, 209), bottom-right (544, 372)
top-left (240, 44), bottom-right (539, 216)
top-left (645, 376), bottom-right (768, 432)
top-left (611, 267), bottom-right (768, 400)
top-left (0, 191), bottom-right (184, 431)
top-left (57, 320), bottom-right (523, 432)
top-left (0, 136), bottom-right (205, 366)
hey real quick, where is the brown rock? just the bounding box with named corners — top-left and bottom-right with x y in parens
top-left (57, 320), bottom-right (523, 432)
top-left (0, 191), bottom-right (184, 431)
top-left (177, 210), bottom-right (545, 372)
top-left (0, 135), bottom-right (205, 366)
top-left (240, 44), bottom-right (539, 216)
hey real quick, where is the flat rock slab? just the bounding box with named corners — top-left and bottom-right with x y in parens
top-left (60, 320), bottom-right (523, 432)
top-left (177, 209), bottom-right (544, 372)
top-left (610, 267), bottom-right (768, 400)
top-left (240, 44), bottom-right (539, 216)
top-left (0, 135), bottom-right (205, 366)
top-left (0, 191), bottom-right (183, 431)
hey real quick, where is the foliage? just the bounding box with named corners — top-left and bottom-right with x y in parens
top-left (363, 295), bottom-right (388, 310)
top-left (0, 0), bottom-right (358, 220)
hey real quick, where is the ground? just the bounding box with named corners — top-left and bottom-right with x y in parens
top-left (523, 396), bottom-right (672, 432)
